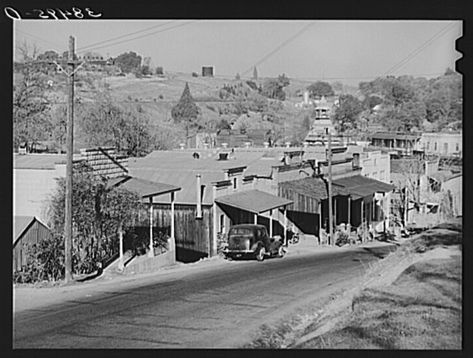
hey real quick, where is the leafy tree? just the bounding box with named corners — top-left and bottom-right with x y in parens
top-left (362, 95), bottom-right (383, 110)
top-left (262, 74), bottom-right (290, 100)
top-left (13, 62), bottom-right (51, 151)
top-left (307, 81), bottom-right (334, 99)
top-left (14, 233), bottom-right (65, 283)
top-left (46, 165), bottom-right (145, 276)
top-left (333, 94), bottom-right (363, 133)
top-left (114, 51), bottom-right (142, 73)
top-left (216, 119), bottom-right (232, 131)
top-left (79, 92), bottom-right (154, 157)
top-left (444, 67), bottom-right (456, 76)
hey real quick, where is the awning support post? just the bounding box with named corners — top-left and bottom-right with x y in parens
top-left (212, 185), bottom-right (218, 257)
top-left (283, 206), bottom-right (287, 246)
top-left (148, 197), bottom-right (154, 257)
top-left (118, 220), bottom-right (124, 271)
top-left (347, 196), bottom-right (351, 227)
top-left (269, 209), bottom-right (273, 237)
top-left (254, 213), bottom-right (258, 224)
top-left (170, 191), bottom-right (175, 252)
top-left (318, 201), bottom-right (322, 245)
top-left (360, 199), bottom-right (364, 242)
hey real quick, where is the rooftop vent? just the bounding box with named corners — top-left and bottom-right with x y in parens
top-left (218, 152), bottom-right (229, 161)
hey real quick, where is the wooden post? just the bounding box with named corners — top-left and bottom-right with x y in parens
top-left (334, 197), bottom-right (337, 226)
top-left (360, 199), bottom-right (364, 242)
top-left (118, 221), bottom-right (124, 271)
top-left (148, 197), bottom-right (154, 257)
top-left (64, 36), bottom-right (75, 283)
top-left (269, 209), bottom-right (273, 237)
top-left (347, 196), bottom-right (351, 226)
top-left (327, 130), bottom-right (333, 245)
top-left (254, 213), bottom-right (258, 224)
top-left (212, 185), bottom-right (218, 257)
top-left (318, 201), bottom-right (322, 245)
top-left (283, 206), bottom-right (287, 246)
top-left (170, 191), bottom-right (175, 252)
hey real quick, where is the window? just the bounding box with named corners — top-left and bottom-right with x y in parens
top-left (444, 142), bottom-right (448, 154)
top-left (456, 143), bottom-right (459, 152)
top-left (426, 141), bottom-right (430, 150)
top-left (233, 178), bottom-right (237, 189)
top-left (434, 142), bottom-right (437, 151)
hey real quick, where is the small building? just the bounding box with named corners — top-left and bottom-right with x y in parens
top-left (279, 175), bottom-right (394, 240)
top-left (13, 216), bottom-right (53, 272)
top-left (202, 66), bottom-right (215, 77)
top-left (420, 132), bottom-right (462, 157)
top-left (369, 132), bottom-right (422, 156)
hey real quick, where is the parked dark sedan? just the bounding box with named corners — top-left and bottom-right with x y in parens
top-left (223, 224), bottom-right (285, 261)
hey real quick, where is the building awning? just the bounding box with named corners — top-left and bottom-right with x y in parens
top-left (107, 176), bottom-right (181, 199)
top-left (333, 175), bottom-right (394, 200)
top-left (215, 189), bottom-right (293, 214)
top-left (279, 177), bottom-right (348, 200)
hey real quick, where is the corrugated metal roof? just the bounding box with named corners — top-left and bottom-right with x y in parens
top-left (128, 167), bottom-right (223, 205)
top-left (108, 176), bottom-right (180, 198)
top-left (333, 175), bottom-right (394, 199)
top-left (128, 150), bottom-right (284, 204)
top-left (279, 177), bottom-right (348, 200)
top-left (215, 189), bottom-right (293, 214)
top-left (14, 154), bottom-right (82, 169)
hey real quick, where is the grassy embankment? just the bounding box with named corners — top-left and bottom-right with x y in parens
top-left (246, 222), bottom-right (462, 349)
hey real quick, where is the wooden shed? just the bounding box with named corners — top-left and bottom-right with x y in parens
top-left (13, 216), bottom-right (52, 272)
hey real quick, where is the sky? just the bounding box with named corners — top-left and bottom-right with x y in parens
top-left (14, 20), bottom-right (462, 85)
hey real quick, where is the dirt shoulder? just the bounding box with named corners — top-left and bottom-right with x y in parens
top-left (245, 224), bottom-right (462, 349)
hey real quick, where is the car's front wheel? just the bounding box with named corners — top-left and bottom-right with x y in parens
top-left (255, 246), bottom-right (266, 261)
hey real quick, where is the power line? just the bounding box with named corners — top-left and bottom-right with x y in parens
top-left (15, 28), bottom-right (64, 49)
top-left (75, 21), bottom-right (196, 55)
top-left (383, 22), bottom-right (458, 75)
top-left (76, 21), bottom-right (175, 53)
top-left (241, 22), bottom-right (314, 77)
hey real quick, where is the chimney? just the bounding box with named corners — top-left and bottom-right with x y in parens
top-left (352, 153), bottom-right (360, 168)
top-left (196, 174), bottom-right (203, 218)
top-left (222, 142), bottom-right (228, 149)
top-left (303, 91), bottom-right (309, 104)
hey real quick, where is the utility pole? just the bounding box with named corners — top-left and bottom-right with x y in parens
top-left (64, 36), bottom-right (75, 283)
top-left (327, 128), bottom-right (334, 245)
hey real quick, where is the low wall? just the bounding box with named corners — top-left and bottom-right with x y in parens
top-left (123, 250), bottom-right (176, 275)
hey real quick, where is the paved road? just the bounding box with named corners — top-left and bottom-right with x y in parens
top-left (13, 244), bottom-right (395, 348)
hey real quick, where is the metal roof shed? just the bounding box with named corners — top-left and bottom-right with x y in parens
top-left (215, 189), bottom-right (293, 239)
top-left (106, 175), bottom-right (181, 269)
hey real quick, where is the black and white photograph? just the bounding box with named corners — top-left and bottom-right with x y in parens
top-left (9, 3), bottom-right (465, 350)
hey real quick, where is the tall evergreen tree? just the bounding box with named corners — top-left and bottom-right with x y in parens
top-left (171, 83), bottom-right (201, 143)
